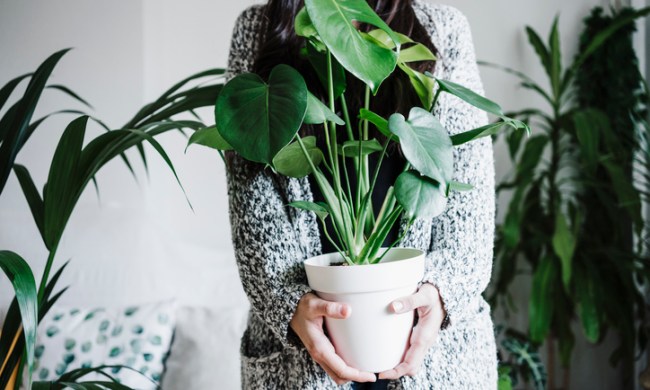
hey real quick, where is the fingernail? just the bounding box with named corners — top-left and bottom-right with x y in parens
top-left (392, 301), bottom-right (403, 312)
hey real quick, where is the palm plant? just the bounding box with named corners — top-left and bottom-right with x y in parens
top-left (486, 6), bottom-right (650, 389)
top-left (0, 49), bottom-right (225, 389)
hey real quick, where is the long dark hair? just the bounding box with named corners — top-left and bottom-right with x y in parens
top-left (253, 0), bottom-right (437, 131)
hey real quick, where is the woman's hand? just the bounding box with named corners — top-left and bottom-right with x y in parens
top-left (290, 293), bottom-right (376, 385)
top-left (378, 283), bottom-right (446, 379)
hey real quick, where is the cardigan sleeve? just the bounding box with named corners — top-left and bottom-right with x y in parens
top-left (224, 6), bottom-right (312, 349)
top-left (420, 5), bottom-right (496, 326)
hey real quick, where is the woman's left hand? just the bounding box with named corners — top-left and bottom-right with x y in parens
top-left (378, 283), bottom-right (446, 380)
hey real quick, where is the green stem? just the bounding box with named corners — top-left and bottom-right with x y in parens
top-left (373, 217), bottom-right (415, 264)
top-left (37, 241), bottom-right (59, 304)
top-left (431, 86), bottom-right (443, 111)
top-left (340, 95), bottom-right (355, 142)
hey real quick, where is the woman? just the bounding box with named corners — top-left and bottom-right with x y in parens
top-left (225, 1), bottom-right (497, 389)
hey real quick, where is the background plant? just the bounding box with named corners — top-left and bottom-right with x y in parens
top-left (191, 0), bottom-right (528, 266)
top-left (0, 49), bottom-right (225, 389)
top-left (486, 6), bottom-right (650, 389)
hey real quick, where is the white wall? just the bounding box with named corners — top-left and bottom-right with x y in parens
top-left (0, 0), bottom-right (641, 388)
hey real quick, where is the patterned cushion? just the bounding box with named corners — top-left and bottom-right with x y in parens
top-left (31, 301), bottom-right (176, 389)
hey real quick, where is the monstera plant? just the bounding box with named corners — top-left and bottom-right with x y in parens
top-left (0, 49), bottom-right (224, 389)
top-left (186, 0), bottom-right (528, 374)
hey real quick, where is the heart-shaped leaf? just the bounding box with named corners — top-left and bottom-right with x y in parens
top-left (395, 170), bottom-right (447, 219)
top-left (388, 107), bottom-right (453, 191)
top-left (272, 136), bottom-right (323, 178)
top-left (215, 64), bottom-right (308, 164)
top-left (305, 0), bottom-right (400, 93)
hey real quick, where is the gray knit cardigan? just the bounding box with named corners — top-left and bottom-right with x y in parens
top-left (224, 2), bottom-right (497, 389)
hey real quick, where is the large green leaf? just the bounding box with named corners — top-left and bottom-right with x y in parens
top-left (272, 136), bottom-right (323, 178)
top-left (552, 213), bottom-right (575, 291)
top-left (0, 251), bottom-right (38, 390)
top-left (501, 337), bottom-right (547, 390)
top-left (388, 107), bottom-right (453, 191)
top-left (289, 200), bottom-right (330, 220)
top-left (304, 0), bottom-right (399, 93)
top-left (43, 115), bottom-right (88, 249)
top-left (394, 170), bottom-right (447, 219)
top-left (0, 49), bottom-right (70, 195)
top-left (215, 64), bottom-right (307, 164)
top-left (529, 256), bottom-right (557, 343)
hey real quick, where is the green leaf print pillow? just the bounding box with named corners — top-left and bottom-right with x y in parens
top-left (31, 300), bottom-right (176, 389)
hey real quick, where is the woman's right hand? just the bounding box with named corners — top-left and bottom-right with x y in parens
top-left (290, 293), bottom-right (377, 385)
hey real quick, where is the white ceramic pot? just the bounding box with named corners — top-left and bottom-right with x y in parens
top-left (303, 247), bottom-right (425, 373)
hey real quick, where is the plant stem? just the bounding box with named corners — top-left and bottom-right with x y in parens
top-left (340, 95), bottom-right (355, 142)
top-left (37, 241), bottom-right (59, 304)
top-left (373, 217), bottom-right (415, 264)
top-left (431, 84), bottom-right (443, 111)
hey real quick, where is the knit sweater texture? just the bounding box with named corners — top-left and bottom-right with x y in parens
top-left (224, 2), bottom-right (498, 389)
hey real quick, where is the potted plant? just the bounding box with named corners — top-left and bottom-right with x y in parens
top-left (189, 0), bottom-right (527, 372)
top-left (0, 49), bottom-right (225, 390)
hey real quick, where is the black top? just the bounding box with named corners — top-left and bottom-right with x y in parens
top-left (309, 143), bottom-right (405, 255)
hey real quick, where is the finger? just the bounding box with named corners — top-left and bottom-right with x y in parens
top-left (378, 318), bottom-right (438, 380)
top-left (308, 296), bottom-right (351, 319)
top-left (317, 360), bottom-right (348, 386)
top-left (390, 288), bottom-right (432, 314)
top-left (310, 329), bottom-right (376, 382)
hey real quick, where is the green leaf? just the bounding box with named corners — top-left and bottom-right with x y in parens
top-left (398, 43), bottom-right (437, 63)
top-left (574, 7), bottom-right (650, 70)
top-left (501, 337), bottom-right (547, 390)
top-left (572, 110), bottom-right (600, 168)
top-left (365, 29), bottom-right (413, 49)
top-left (497, 366), bottom-right (513, 390)
top-left (0, 250), bottom-right (38, 390)
top-left (525, 26), bottom-right (551, 81)
top-left (436, 78), bottom-right (504, 116)
top-left (388, 107), bottom-right (453, 191)
top-left (304, 0), bottom-right (399, 93)
top-left (14, 164), bottom-right (45, 242)
top-left (288, 200), bottom-right (330, 220)
top-left (575, 271), bottom-right (600, 343)
top-left (449, 181), bottom-right (473, 192)
top-left (305, 92), bottom-right (345, 125)
top-left (186, 126), bottom-right (232, 152)
top-left (515, 135), bottom-right (548, 182)
top-left (43, 115), bottom-right (88, 249)
top-left (295, 7), bottom-right (319, 39)
top-left (0, 73), bottom-right (31, 113)
top-left (215, 64), bottom-right (308, 164)
top-left (552, 213), bottom-right (575, 291)
top-left (359, 109), bottom-right (390, 138)
top-left (395, 170), bottom-right (447, 219)
top-left (451, 122), bottom-right (511, 146)
top-left (548, 16), bottom-right (561, 97)
top-left (529, 256), bottom-right (557, 343)
top-left (0, 49), bottom-right (71, 194)
top-left (305, 43), bottom-right (347, 99)
top-left (399, 64), bottom-right (436, 110)
top-left (272, 136), bottom-right (323, 178)
top-left (337, 139), bottom-right (383, 157)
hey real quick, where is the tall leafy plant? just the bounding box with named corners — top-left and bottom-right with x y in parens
top-left (190, 0), bottom-right (528, 265)
top-left (486, 7), bottom-right (650, 388)
top-left (0, 49), bottom-right (225, 389)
